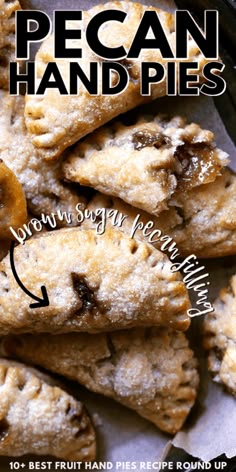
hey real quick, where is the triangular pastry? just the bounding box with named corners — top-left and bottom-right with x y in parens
top-left (1, 328), bottom-right (199, 435)
top-left (25, 1), bottom-right (209, 159)
top-left (64, 114), bottom-right (228, 216)
top-left (0, 358), bottom-right (96, 460)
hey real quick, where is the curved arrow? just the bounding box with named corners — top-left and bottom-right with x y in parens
top-left (10, 241), bottom-right (49, 309)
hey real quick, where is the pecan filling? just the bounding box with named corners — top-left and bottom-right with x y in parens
top-left (71, 273), bottom-right (96, 312)
top-left (132, 130), bottom-right (170, 150)
top-left (175, 142), bottom-right (221, 191)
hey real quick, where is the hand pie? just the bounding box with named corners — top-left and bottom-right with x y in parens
top-left (85, 168), bottom-right (236, 258)
top-left (1, 328), bottom-right (199, 435)
top-left (0, 359), bottom-right (96, 460)
top-left (0, 91), bottom-right (86, 222)
top-left (64, 115), bottom-right (228, 216)
top-left (24, 1), bottom-right (209, 160)
top-left (204, 275), bottom-right (236, 395)
top-left (0, 0), bottom-right (21, 89)
top-left (0, 227), bottom-right (190, 334)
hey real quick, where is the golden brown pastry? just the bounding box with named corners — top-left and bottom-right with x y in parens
top-left (24, 1), bottom-right (208, 160)
top-left (1, 328), bottom-right (199, 434)
top-left (0, 0), bottom-right (21, 89)
top-left (0, 159), bottom-right (27, 239)
top-left (0, 358), bottom-right (96, 460)
top-left (64, 115), bottom-right (228, 216)
top-left (0, 227), bottom-right (190, 334)
top-left (204, 275), bottom-right (236, 395)
top-left (85, 168), bottom-right (236, 258)
top-left (168, 168), bottom-right (236, 258)
top-left (0, 239), bottom-right (10, 262)
top-left (0, 90), bottom-right (85, 222)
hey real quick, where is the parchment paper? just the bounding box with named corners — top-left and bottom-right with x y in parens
top-left (2, 0), bottom-right (236, 466)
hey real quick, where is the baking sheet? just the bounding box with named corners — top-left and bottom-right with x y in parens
top-left (1, 0), bottom-right (236, 468)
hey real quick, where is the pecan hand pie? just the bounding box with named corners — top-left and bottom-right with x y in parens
top-left (24, 1), bottom-right (209, 160)
top-left (0, 91), bottom-right (86, 222)
top-left (64, 115), bottom-right (228, 216)
top-left (85, 168), bottom-right (236, 258)
top-left (0, 359), bottom-right (96, 460)
top-left (0, 227), bottom-right (190, 334)
top-left (1, 328), bottom-right (199, 434)
top-left (204, 275), bottom-right (236, 395)
top-left (0, 0), bottom-right (21, 89)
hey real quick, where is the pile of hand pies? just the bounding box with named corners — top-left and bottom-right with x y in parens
top-left (0, 0), bottom-right (235, 462)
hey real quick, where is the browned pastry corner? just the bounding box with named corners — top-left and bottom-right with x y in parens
top-left (0, 239), bottom-right (10, 262)
top-left (0, 90), bottom-right (86, 222)
top-left (85, 168), bottom-right (236, 258)
top-left (0, 227), bottom-right (190, 334)
top-left (0, 358), bottom-right (96, 460)
top-left (204, 275), bottom-right (236, 395)
top-left (0, 0), bottom-right (21, 89)
top-left (0, 159), bottom-right (27, 239)
top-left (64, 115), bottom-right (228, 216)
top-left (1, 328), bottom-right (199, 435)
top-left (24, 1), bottom-right (209, 160)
